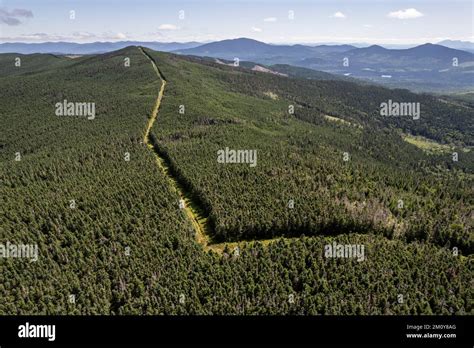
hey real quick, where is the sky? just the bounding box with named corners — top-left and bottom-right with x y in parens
top-left (0, 0), bottom-right (473, 44)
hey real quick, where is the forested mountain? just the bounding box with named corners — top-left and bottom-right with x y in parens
top-left (4, 38), bottom-right (472, 92)
top-left (173, 38), bottom-right (318, 60)
top-left (176, 38), bottom-right (474, 93)
top-left (343, 43), bottom-right (473, 63)
top-left (178, 38), bottom-right (473, 64)
top-left (0, 46), bottom-right (472, 315)
top-left (438, 40), bottom-right (474, 53)
top-left (197, 57), bottom-right (352, 82)
top-left (148, 49), bottom-right (473, 248)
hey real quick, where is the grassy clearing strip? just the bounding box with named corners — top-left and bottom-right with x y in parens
top-left (324, 114), bottom-right (363, 129)
top-left (148, 145), bottom-right (213, 248)
top-left (207, 238), bottom-right (286, 254)
top-left (141, 50), bottom-right (166, 145)
top-left (139, 47), bottom-right (397, 256)
top-left (139, 47), bottom-right (218, 253)
top-left (402, 133), bottom-right (452, 155)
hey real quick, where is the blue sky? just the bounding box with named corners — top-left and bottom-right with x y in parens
top-left (0, 0), bottom-right (472, 44)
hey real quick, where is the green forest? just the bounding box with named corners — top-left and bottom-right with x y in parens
top-left (0, 47), bottom-right (472, 315)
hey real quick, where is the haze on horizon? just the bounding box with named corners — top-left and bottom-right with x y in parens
top-left (0, 0), bottom-right (472, 46)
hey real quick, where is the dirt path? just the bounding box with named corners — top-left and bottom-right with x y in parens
top-left (139, 47), bottom-right (296, 255)
top-left (139, 47), bottom-right (221, 253)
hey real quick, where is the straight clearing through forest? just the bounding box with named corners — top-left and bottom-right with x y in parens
top-left (143, 48), bottom-right (472, 254)
top-left (139, 47), bottom-right (218, 252)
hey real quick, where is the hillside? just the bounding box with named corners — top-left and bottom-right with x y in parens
top-left (0, 47), bottom-right (472, 315)
top-left (438, 40), bottom-right (474, 53)
top-left (176, 38), bottom-right (474, 93)
top-left (4, 38), bottom-right (472, 92)
top-left (173, 38), bottom-right (317, 60)
top-left (146, 49), bottom-right (473, 247)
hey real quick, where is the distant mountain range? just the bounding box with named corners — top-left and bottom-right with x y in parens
top-left (437, 40), bottom-right (474, 53)
top-left (174, 38), bottom-right (474, 93)
top-left (3, 38), bottom-right (473, 56)
top-left (174, 38), bottom-right (473, 65)
top-left (0, 41), bottom-right (202, 54)
top-left (1, 38), bottom-right (472, 92)
top-left (173, 38), bottom-right (357, 62)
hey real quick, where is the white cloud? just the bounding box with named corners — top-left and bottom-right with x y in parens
top-left (363, 24), bottom-right (373, 28)
top-left (251, 27), bottom-right (262, 33)
top-left (0, 7), bottom-right (33, 26)
top-left (158, 24), bottom-right (179, 30)
top-left (72, 31), bottom-right (96, 39)
top-left (4, 33), bottom-right (57, 41)
top-left (388, 8), bottom-right (424, 19)
top-left (263, 17), bottom-right (277, 22)
top-left (332, 12), bottom-right (346, 19)
top-left (0, 31), bottom-right (129, 42)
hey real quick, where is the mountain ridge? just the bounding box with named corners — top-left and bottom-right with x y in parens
top-left (0, 40), bottom-right (202, 54)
